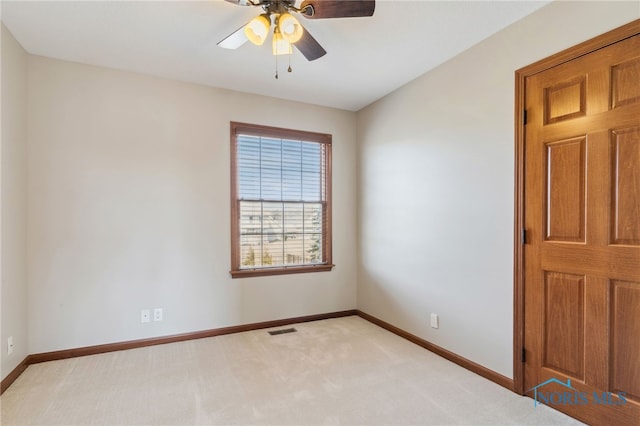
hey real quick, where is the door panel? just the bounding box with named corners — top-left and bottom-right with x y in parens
top-left (543, 271), bottom-right (585, 378)
top-left (524, 32), bottom-right (640, 425)
top-left (544, 76), bottom-right (586, 124)
top-left (545, 137), bottom-right (586, 242)
top-left (611, 57), bottom-right (640, 108)
top-left (611, 127), bottom-right (640, 245)
top-left (610, 280), bottom-right (640, 403)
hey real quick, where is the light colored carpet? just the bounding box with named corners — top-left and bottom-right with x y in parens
top-left (1, 316), bottom-right (583, 425)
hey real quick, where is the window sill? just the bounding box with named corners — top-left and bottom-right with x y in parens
top-left (230, 264), bottom-right (335, 279)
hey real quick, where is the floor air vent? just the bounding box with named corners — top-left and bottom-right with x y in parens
top-left (268, 328), bottom-right (297, 336)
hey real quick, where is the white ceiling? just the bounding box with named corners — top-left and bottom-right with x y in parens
top-left (1, 0), bottom-right (550, 111)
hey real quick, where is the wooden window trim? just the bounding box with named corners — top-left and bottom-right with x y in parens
top-left (230, 121), bottom-right (333, 278)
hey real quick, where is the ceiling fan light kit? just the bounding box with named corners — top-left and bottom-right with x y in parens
top-left (278, 13), bottom-right (303, 43)
top-left (218, 0), bottom-right (376, 77)
top-left (244, 14), bottom-right (270, 45)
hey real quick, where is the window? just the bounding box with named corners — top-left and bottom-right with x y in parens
top-left (230, 122), bottom-right (333, 278)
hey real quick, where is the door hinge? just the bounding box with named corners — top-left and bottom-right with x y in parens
top-left (523, 109), bottom-right (528, 125)
top-left (521, 228), bottom-right (526, 244)
top-left (522, 347), bottom-right (526, 363)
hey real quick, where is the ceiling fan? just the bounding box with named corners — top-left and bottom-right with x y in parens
top-left (218, 0), bottom-right (376, 62)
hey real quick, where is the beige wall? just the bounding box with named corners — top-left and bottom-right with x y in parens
top-left (1, 23), bottom-right (29, 379)
top-left (356, 1), bottom-right (639, 378)
top-left (26, 56), bottom-right (357, 354)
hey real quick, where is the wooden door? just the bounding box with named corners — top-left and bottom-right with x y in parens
top-left (523, 32), bottom-right (640, 425)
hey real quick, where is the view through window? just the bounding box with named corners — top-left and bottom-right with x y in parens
top-left (230, 122), bottom-right (332, 278)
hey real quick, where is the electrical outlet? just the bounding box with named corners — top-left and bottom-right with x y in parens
top-left (153, 308), bottom-right (163, 322)
top-left (141, 309), bottom-right (150, 323)
top-left (430, 313), bottom-right (439, 329)
top-left (7, 336), bottom-right (14, 355)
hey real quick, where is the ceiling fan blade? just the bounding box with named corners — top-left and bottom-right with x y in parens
top-left (294, 25), bottom-right (327, 61)
top-left (217, 24), bottom-right (249, 49)
top-left (299, 0), bottom-right (375, 19)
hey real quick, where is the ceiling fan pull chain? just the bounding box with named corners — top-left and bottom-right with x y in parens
top-left (275, 50), bottom-right (279, 79)
top-left (288, 54), bottom-right (292, 73)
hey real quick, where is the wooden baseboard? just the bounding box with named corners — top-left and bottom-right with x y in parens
top-left (1, 309), bottom-right (357, 394)
top-left (1, 357), bottom-right (29, 395)
top-left (356, 310), bottom-right (514, 392)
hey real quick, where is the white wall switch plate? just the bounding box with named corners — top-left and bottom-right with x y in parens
top-left (7, 336), bottom-right (14, 355)
top-left (430, 313), bottom-right (439, 329)
top-left (141, 309), bottom-right (150, 323)
top-left (153, 308), bottom-right (163, 322)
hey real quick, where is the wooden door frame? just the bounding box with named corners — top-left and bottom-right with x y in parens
top-left (513, 19), bottom-right (640, 395)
